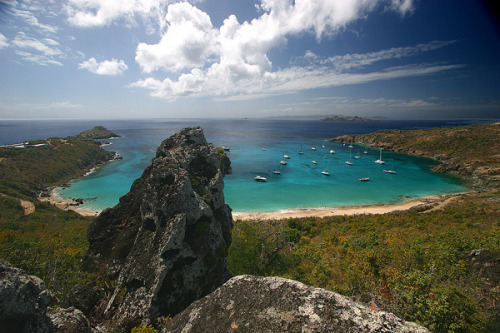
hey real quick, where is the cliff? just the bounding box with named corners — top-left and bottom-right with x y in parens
top-left (163, 275), bottom-right (429, 333)
top-left (80, 127), bottom-right (233, 329)
top-left (331, 122), bottom-right (500, 190)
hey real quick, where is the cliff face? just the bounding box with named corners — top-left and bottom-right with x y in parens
top-left (163, 275), bottom-right (429, 333)
top-left (81, 127), bottom-right (233, 328)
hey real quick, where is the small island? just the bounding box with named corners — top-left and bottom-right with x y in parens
top-left (74, 126), bottom-right (121, 140)
top-left (320, 115), bottom-right (376, 122)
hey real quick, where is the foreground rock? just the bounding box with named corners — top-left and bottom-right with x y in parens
top-left (163, 275), bottom-right (429, 333)
top-left (0, 261), bottom-right (90, 333)
top-left (81, 127), bottom-right (233, 329)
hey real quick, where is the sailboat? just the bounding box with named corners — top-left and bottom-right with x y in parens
top-left (345, 149), bottom-right (353, 165)
top-left (273, 169), bottom-right (282, 175)
top-left (330, 149), bottom-right (335, 154)
top-left (359, 177), bottom-right (370, 182)
top-left (374, 148), bottom-right (385, 164)
top-left (298, 144), bottom-right (304, 155)
top-left (283, 152), bottom-right (290, 159)
top-left (354, 151), bottom-right (361, 159)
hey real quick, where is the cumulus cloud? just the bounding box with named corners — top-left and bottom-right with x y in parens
top-left (131, 0), bottom-right (450, 101)
top-left (65, 0), bottom-right (171, 27)
top-left (136, 2), bottom-right (217, 72)
top-left (79, 57), bottom-right (128, 75)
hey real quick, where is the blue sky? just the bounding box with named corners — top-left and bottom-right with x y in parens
top-left (0, 0), bottom-right (499, 119)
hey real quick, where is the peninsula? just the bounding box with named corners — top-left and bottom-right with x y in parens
top-left (331, 122), bottom-right (499, 190)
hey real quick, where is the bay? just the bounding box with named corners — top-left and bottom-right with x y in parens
top-left (0, 118), bottom-right (475, 213)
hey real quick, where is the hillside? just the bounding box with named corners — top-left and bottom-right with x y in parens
top-left (74, 125), bottom-right (120, 140)
top-left (0, 137), bottom-right (115, 201)
top-left (331, 122), bottom-right (500, 189)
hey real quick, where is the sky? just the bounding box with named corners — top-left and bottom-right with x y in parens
top-left (0, 0), bottom-right (499, 119)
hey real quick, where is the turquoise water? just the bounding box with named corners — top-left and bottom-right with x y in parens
top-left (46, 118), bottom-right (467, 213)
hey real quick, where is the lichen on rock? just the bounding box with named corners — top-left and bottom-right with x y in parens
top-left (163, 275), bottom-right (430, 333)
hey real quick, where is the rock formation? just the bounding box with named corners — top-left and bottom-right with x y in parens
top-left (163, 275), bottom-right (429, 333)
top-left (0, 261), bottom-right (91, 333)
top-left (81, 127), bottom-right (233, 329)
top-left (0, 261), bottom-right (55, 332)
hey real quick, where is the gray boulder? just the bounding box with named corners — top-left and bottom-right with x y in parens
top-left (0, 261), bottom-right (55, 332)
top-left (81, 127), bottom-right (233, 329)
top-left (163, 275), bottom-right (430, 333)
top-left (47, 307), bottom-right (91, 333)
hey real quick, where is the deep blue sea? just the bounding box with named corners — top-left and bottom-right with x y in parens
top-left (0, 118), bottom-right (488, 213)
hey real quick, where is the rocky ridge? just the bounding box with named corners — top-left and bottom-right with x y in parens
top-left (163, 275), bottom-right (429, 333)
top-left (80, 127), bottom-right (233, 329)
top-left (331, 122), bottom-right (500, 190)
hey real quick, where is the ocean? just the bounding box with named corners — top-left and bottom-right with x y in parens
top-left (0, 118), bottom-right (482, 213)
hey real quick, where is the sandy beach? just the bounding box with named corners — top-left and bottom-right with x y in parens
top-left (232, 194), bottom-right (458, 221)
top-left (39, 188), bottom-right (101, 217)
top-left (40, 186), bottom-right (459, 220)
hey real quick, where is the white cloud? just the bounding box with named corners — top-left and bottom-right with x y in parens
top-left (13, 8), bottom-right (59, 34)
top-left (0, 33), bottom-right (8, 49)
top-left (65, 0), bottom-right (171, 27)
top-left (78, 57), bottom-right (128, 75)
top-left (29, 101), bottom-right (84, 110)
top-left (135, 2), bottom-right (217, 72)
top-left (11, 32), bottom-right (64, 65)
top-left (131, 0), bottom-right (449, 101)
top-left (304, 40), bottom-right (457, 71)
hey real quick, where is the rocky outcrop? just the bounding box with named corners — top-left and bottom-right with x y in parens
top-left (0, 261), bottom-right (90, 333)
top-left (0, 261), bottom-right (55, 332)
top-left (163, 275), bottom-right (429, 333)
top-left (47, 307), bottom-right (91, 333)
top-left (81, 127), bottom-right (233, 329)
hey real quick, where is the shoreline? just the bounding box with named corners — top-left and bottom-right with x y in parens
top-left (39, 187), bottom-right (102, 217)
top-left (40, 185), bottom-right (463, 220)
top-left (232, 193), bottom-right (461, 221)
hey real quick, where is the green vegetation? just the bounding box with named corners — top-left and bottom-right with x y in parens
top-left (0, 137), bottom-right (114, 199)
top-left (0, 124), bottom-right (497, 332)
top-left (333, 122), bottom-right (500, 189)
top-left (0, 129), bottom-right (116, 299)
top-left (75, 125), bottom-right (120, 140)
top-left (0, 198), bottom-right (94, 299)
top-left (228, 192), bottom-right (499, 332)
